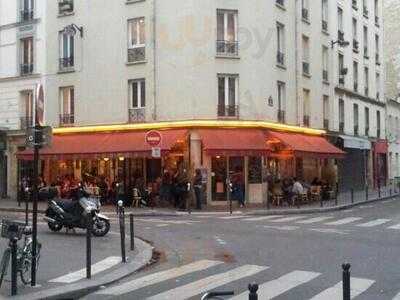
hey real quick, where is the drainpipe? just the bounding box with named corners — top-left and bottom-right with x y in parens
top-left (152, 0), bottom-right (157, 121)
top-left (294, 0), bottom-right (300, 126)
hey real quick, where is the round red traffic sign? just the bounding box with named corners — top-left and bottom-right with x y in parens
top-left (145, 131), bottom-right (162, 146)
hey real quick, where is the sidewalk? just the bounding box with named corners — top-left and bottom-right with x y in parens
top-left (0, 226), bottom-right (153, 299)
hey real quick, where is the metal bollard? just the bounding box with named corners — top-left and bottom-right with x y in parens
top-left (129, 213), bottom-right (134, 251)
top-left (365, 185), bottom-right (368, 201)
top-left (25, 188), bottom-right (30, 226)
top-left (86, 210), bottom-right (92, 279)
top-left (342, 263), bottom-right (351, 300)
top-left (118, 200), bottom-right (126, 263)
top-left (248, 283), bottom-right (259, 300)
top-left (10, 237), bottom-right (18, 296)
top-left (351, 189), bottom-right (354, 204)
top-left (378, 185), bottom-right (381, 199)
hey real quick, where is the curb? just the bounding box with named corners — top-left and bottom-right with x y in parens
top-left (12, 237), bottom-right (153, 300)
top-left (247, 194), bottom-right (400, 215)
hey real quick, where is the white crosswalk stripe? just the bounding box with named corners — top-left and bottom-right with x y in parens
top-left (220, 216), bottom-right (246, 220)
top-left (97, 260), bottom-right (223, 296)
top-left (296, 216), bottom-right (334, 224)
top-left (393, 291), bottom-right (400, 299)
top-left (231, 270), bottom-right (320, 300)
top-left (244, 215), bottom-right (283, 221)
top-left (49, 256), bottom-right (121, 283)
top-left (269, 216), bottom-right (307, 223)
top-left (324, 217), bottom-right (363, 226)
top-left (356, 219), bottom-right (391, 227)
top-left (147, 264), bottom-right (268, 300)
top-left (309, 277), bottom-right (375, 299)
top-left (388, 223), bottom-right (400, 230)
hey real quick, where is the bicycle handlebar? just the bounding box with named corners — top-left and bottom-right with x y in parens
top-left (201, 291), bottom-right (234, 300)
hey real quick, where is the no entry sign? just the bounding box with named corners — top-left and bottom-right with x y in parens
top-left (145, 131), bottom-right (162, 147)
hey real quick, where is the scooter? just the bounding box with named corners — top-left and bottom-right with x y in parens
top-left (43, 186), bottom-right (110, 237)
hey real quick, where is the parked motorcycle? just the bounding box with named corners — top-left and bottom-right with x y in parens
top-left (42, 186), bottom-right (110, 237)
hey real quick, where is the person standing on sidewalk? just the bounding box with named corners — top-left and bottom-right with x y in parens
top-left (193, 169), bottom-right (203, 210)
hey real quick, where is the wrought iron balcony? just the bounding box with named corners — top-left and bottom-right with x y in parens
top-left (59, 57), bottom-right (74, 71)
top-left (128, 46), bottom-right (146, 63)
top-left (277, 51), bottom-right (285, 66)
top-left (322, 70), bottom-right (328, 82)
top-left (218, 105), bottom-right (239, 118)
top-left (216, 40), bottom-right (239, 56)
top-left (128, 108), bottom-right (146, 123)
top-left (20, 10), bottom-right (33, 22)
top-left (278, 110), bottom-right (285, 123)
top-left (353, 39), bottom-right (359, 52)
top-left (363, 6), bottom-right (369, 17)
top-left (59, 114), bottom-right (75, 126)
top-left (20, 63), bottom-right (33, 76)
top-left (20, 116), bottom-right (33, 130)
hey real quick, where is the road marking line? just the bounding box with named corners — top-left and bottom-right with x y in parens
top-left (219, 216), bottom-right (246, 220)
top-left (359, 205), bottom-right (374, 209)
top-left (147, 265), bottom-right (268, 300)
top-left (269, 216), bottom-right (307, 223)
top-left (263, 225), bottom-right (299, 231)
top-left (135, 218), bottom-right (199, 225)
top-left (387, 224), bottom-right (400, 230)
top-left (309, 228), bottom-right (350, 235)
top-left (393, 291), bottom-right (400, 299)
top-left (309, 277), bottom-right (375, 299)
top-left (296, 216), bottom-right (334, 224)
top-left (356, 219), bottom-right (391, 227)
top-left (49, 256), bottom-right (121, 283)
top-left (244, 216), bottom-right (283, 221)
top-left (156, 224), bottom-right (170, 227)
top-left (97, 260), bottom-right (223, 295)
top-left (232, 270), bottom-right (320, 300)
top-left (325, 217), bottom-right (362, 226)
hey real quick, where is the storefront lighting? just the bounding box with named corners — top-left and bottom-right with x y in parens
top-left (53, 120), bottom-right (326, 136)
top-left (118, 157), bottom-right (125, 161)
top-left (103, 158), bottom-right (109, 162)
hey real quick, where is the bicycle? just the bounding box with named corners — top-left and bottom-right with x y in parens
top-left (0, 225), bottom-right (41, 287)
top-left (201, 291), bottom-right (234, 300)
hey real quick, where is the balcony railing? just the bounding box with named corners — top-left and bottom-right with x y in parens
top-left (323, 119), bottom-right (329, 130)
top-left (20, 10), bottom-right (33, 22)
top-left (339, 76), bottom-right (345, 85)
top-left (365, 126), bottom-right (369, 136)
top-left (338, 30), bottom-right (345, 42)
top-left (277, 51), bottom-right (285, 65)
top-left (216, 40), bottom-right (239, 56)
top-left (218, 105), bottom-right (239, 118)
top-left (354, 125), bottom-right (359, 136)
top-left (59, 57), bottom-right (74, 71)
top-left (322, 70), bottom-right (328, 82)
top-left (128, 46), bottom-right (146, 63)
top-left (302, 62), bottom-right (310, 76)
top-left (322, 20), bottom-right (328, 31)
top-left (276, 0), bottom-right (284, 7)
top-left (302, 8), bottom-right (309, 21)
top-left (59, 114), bottom-right (74, 126)
top-left (363, 7), bottom-right (369, 17)
top-left (278, 110), bottom-right (285, 123)
top-left (59, 0), bottom-right (74, 14)
top-left (339, 122), bottom-right (345, 133)
top-left (128, 108), bottom-right (146, 123)
top-left (303, 115), bottom-right (310, 127)
top-left (20, 116), bottom-right (33, 130)
top-left (20, 63), bottom-right (33, 76)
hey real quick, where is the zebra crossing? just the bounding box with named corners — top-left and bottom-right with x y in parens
top-left (87, 259), bottom-right (396, 299)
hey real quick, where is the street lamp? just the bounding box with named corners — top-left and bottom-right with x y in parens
top-left (331, 39), bottom-right (350, 49)
top-left (62, 23), bottom-right (83, 37)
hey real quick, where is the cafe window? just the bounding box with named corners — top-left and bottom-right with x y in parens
top-left (248, 157), bottom-right (262, 184)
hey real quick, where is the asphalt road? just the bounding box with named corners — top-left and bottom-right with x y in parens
top-left (79, 197), bottom-right (400, 299)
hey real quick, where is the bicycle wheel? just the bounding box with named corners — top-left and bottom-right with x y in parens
top-left (20, 240), bottom-right (41, 285)
top-left (0, 249), bottom-right (11, 288)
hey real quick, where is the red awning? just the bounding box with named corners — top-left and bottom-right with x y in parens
top-left (198, 129), bottom-right (271, 156)
top-left (267, 131), bottom-right (345, 158)
top-left (17, 130), bottom-right (187, 160)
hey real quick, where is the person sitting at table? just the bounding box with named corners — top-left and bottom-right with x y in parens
top-left (291, 177), bottom-right (304, 205)
top-left (282, 178), bottom-right (293, 206)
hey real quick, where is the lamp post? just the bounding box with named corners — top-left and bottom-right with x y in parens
top-left (330, 39), bottom-right (350, 49)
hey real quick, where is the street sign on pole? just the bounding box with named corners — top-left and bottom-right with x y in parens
top-left (25, 126), bottom-right (52, 148)
top-left (151, 147), bottom-right (161, 158)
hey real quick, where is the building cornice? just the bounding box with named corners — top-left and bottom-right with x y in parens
top-left (0, 18), bottom-right (39, 30)
top-left (0, 73), bottom-right (41, 83)
top-left (387, 98), bottom-right (400, 107)
top-left (335, 86), bottom-right (386, 108)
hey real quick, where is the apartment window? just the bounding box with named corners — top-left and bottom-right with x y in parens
top-left (127, 18), bottom-right (145, 62)
top-left (364, 67), bottom-right (369, 96)
top-left (59, 87), bottom-right (75, 126)
top-left (339, 99), bottom-right (345, 133)
top-left (322, 46), bottom-right (329, 82)
top-left (338, 7), bottom-right (344, 34)
top-left (20, 37), bottom-right (33, 75)
top-left (374, 0), bottom-right (379, 25)
top-left (323, 95), bottom-right (329, 130)
top-left (302, 0), bottom-right (309, 21)
top-left (375, 35), bottom-right (380, 64)
top-left (302, 35), bottom-right (310, 76)
top-left (218, 75), bottom-right (238, 117)
top-left (365, 107), bottom-right (370, 136)
top-left (128, 79), bottom-right (146, 123)
top-left (376, 110), bottom-right (381, 138)
top-left (58, 0), bottom-right (74, 15)
top-left (276, 23), bottom-right (285, 66)
top-left (353, 0), bottom-right (358, 10)
top-left (277, 81), bottom-right (286, 123)
top-left (338, 53), bottom-right (345, 85)
top-left (376, 73), bottom-right (380, 100)
top-left (322, 0), bottom-right (328, 31)
top-left (20, 91), bottom-right (33, 129)
top-left (353, 104), bottom-right (359, 135)
top-left (303, 89), bottom-right (310, 127)
top-left (20, 0), bottom-right (34, 22)
top-left (363, 0), bottom-right (369, 17)
top-left (59, 32), bottom-right (74, 70)
top-left (352, 18), bottom-right (359, 52)
top-left (363, 26), bottom-right (368, 58)
top-left (217, 10), bottom-right (238, 56)
top-left (353, 61), bottom-right (358, 92)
